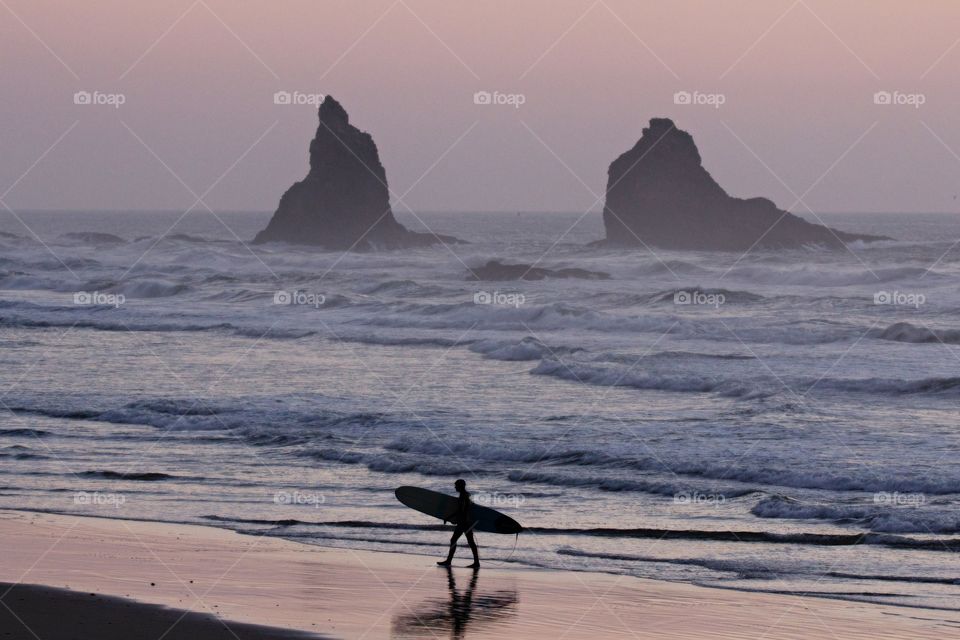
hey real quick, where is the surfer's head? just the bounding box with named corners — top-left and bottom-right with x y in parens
top-left (454, 479), bottom-right (466, 492)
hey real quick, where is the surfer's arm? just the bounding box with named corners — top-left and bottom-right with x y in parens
top-left (443, 505), bottom-right (458, 525)
top-left (458, 494), bottom-right (472, 521)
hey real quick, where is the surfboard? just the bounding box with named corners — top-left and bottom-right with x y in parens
top-left (395, 486), bottom-right (523, 535)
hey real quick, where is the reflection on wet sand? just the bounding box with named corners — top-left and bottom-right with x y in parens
top-left (392, 566), bottom-right (518, 639)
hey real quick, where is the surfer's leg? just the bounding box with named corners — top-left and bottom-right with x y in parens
top-left (465, 529), bottom-right (479, 567)
top-left (438, 529), bottom-right (463, 565)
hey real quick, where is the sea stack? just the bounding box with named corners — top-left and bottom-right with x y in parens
top-left (600, 118), bottom-right (885, 250)
top-left (254, 96), bottom-right (459, 249)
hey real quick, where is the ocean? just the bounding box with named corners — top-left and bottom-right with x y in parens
top-left (1, 210), bottom-right (958, 611)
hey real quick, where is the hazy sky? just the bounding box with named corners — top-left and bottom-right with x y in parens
top-left (2, 0), bottom-right (959, 214)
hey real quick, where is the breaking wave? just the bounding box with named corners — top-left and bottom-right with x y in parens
top-left (872, 322), bottom-right (960, 345)
top-left (752, 495), bottom-right (960, 534)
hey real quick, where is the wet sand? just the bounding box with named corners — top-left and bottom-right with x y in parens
top-left (0, 582), bottom-right (320, 639)
top-left (1, 510), bottom-right (958, 639)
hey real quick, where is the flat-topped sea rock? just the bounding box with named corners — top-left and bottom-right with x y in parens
top-left (467, 259), bottom-right (610, 281)
top-left (60, 232), bottom-right (126, 245)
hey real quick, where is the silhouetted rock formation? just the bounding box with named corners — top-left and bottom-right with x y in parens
top-left (467, 260), bottom-right (610, 281)
top-left (600, 118), bottom-right (887, 250)
top-left (254, 96), bottom-right (460, 249)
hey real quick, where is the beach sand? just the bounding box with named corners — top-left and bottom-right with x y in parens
top-left (0, 582), bottom-right (318, 639)
top-left (1, 510), bottom-right (957, 639)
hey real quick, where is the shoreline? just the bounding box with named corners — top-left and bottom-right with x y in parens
top-left (15, 507), bottom-right (959, 614)
top-left (2, 509), bottom-right (959, 638)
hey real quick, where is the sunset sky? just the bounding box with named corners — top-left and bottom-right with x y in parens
top-left (2, 0), bottom-right (959, 213)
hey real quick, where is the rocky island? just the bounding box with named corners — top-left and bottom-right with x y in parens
top-left (599, 118), bottom-right (886, 250)
top-left (254, 96), bottom-right (459, 249)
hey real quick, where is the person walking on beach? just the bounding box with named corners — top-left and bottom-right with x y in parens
top-left (437, 479), bottom-right (480, 568)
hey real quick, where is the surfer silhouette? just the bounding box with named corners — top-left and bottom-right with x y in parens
top-left (437, 479), bottom-right (480, 568)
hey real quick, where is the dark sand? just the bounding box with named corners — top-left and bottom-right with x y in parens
top-left (0, 582), bottom-right (322, 640)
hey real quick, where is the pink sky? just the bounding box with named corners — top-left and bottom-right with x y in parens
top-left (1, 0), bottom-right (958, 213)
